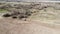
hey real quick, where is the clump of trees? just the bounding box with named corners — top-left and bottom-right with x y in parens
top-left (1, 3), bottom-right (41, 21)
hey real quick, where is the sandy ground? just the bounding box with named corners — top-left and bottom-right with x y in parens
top-left (0, 2), bottom-right (60, 34)
top-left (0, 17), bottom-right (60, 34)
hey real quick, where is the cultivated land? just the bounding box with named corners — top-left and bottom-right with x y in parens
top-left (0, 2), bottom-right (60, 34)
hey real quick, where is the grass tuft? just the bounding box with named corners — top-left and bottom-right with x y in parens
top-left (0, 9), bottom-right (7, 13)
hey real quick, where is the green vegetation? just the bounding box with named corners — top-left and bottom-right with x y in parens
top-left (0, 9), bottom-right (7, 13)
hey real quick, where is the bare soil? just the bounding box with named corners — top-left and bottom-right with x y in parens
top-left (0, 2), bottom-right (60, 34)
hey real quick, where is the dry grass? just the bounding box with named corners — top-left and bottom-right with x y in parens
top-left (0, 2), bottom-right (60, 34)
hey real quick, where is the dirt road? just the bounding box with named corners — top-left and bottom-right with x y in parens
top-left (0, 18), bottom-right (60, 34)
